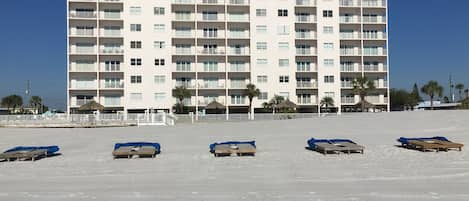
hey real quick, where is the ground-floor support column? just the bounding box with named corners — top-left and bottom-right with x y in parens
top-left (225, 106), bottom-right (229, 120)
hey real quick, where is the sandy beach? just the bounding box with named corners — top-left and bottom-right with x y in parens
top-left (0, 110), bottom-right (468, 201)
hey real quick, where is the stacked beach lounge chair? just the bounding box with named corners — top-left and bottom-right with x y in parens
top-left (398, 136), bottom-right (464, 152)
top-left (307, 138), bottom-right (364, 155)
top-left (210, 141), bottom-right (256, 157)
top-left (0, 146), bottom-right (60, 162)
top-left (112, 142), bottom-right (161, 159)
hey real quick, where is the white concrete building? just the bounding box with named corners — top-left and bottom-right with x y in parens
top-left (67, 0), bottom-right (390, 114)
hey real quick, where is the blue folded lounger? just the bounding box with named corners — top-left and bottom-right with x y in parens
top-left (209, 141), bottom-right (256, 153)
top-left (307, 138), bottom-right (331, 150)
top-left (397, 136), bottom-right (449, 146)
top-left (114, 142), bottom-right (161, 154)
top-left (4, 146), bottom-right (60, 155)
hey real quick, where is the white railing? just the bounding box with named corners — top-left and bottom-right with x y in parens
top-left (0, 113), bottom-right (176, 127)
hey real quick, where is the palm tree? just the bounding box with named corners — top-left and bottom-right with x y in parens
top-left (243, 83), bottom-right (260, 119)
top-left (172, 86), bottom-right (191, 113)
top-left (352, 77), bottom-right (376, 112)
top-left (320, 96), bottom-right (334, 113)
top-left (421, 80), bottom-right (444, 110)
top-left (1, 94), bottom-right (23, 114)
top-left (455, 83), bottom-right (464, 101)
top-left (29, 96), bottom-right (43, 114)
top-left (267, 95), bottom-right (285, 113)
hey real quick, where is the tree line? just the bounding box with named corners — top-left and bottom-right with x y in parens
top-left (1, 95), bottom-right (48, 114)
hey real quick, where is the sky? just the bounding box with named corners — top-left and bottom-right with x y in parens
top-left (0, 0), bottom-right (468, 110)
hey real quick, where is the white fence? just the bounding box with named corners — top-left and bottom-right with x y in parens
top-left (174, 113), bottom-right (330, 123)
top-left (0, 113), bottom-right (176, 128)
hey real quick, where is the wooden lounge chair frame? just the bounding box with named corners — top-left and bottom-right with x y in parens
top-left (314, 142), bottom-right (364, 155)
top-left (0, 149), bottom-right (48, 162)
top-left (112, 146), bottom-right (157, 159)
top-left (213, 143), bottom-right (256, 157)
top-left (406, 139), bottom-right (463, 152)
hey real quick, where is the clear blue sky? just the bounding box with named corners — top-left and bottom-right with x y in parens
top-left (0, 0), bottom-right (468, 110)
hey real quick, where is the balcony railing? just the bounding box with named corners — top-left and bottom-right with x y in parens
top-left (341, 97), bottom-right (356, 104)
top-left (296, 82), bottom-right (317, 88)
top-left (296, 0), bottom-right (316, 6)
top-left (69, 11), bottom-right (96, 19)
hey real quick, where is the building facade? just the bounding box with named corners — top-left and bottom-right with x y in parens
top-left (67, 0), bottom-right (390, 114)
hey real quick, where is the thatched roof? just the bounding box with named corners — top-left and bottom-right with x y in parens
top-left (79, 101), bottom-right (104, 111)
top-left (206, 100), bottom-right (225, 109)
top-left (277, 99), bottom-right (297, 108)
top-left (355, 100), bottom-right (375, 108)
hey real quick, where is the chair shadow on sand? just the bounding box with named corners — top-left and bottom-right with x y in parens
top-left (0, 153), bottom-right (62, 162)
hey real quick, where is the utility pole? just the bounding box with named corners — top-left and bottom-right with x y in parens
top-left (449, 75), bottom-right (455, 103)
top-left (25, 80), bottom-right (31, 108)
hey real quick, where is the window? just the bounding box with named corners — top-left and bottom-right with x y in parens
top-left (324, 75), bottom-right (335, 83)
top-left (279, 76), bottom-right (289, 83)
top-left (154, 41), bottom-right (165, 49)
top-left (325, 92), bottom-right (335, 98)
top-left (279, 92), bottom-right (290, 99)
top-left (259, 92), bottom-right (268, 100)
top-left (130, 75), bottom-right (142, 84)
top-left (256, 59), bottom-right (268, 65)
top-left (154, 59), bottom-right (165, 66)
top-left (323, 26), bottom-right (333, 34)
top-left (256, 9), bottom-right (267, 17)
top-left (130, 93), bottom-right (142, 101)
top-left (297, 61), bottom-right (311, 71)
top-left (130, 41), bottom-right (142, 49)
top-left (256, 42), bottom-right (267, 50)
top-left (257, 75), bottom-right (268, 83)
top-left (324, 59), bottom-right (334, 66)
top-left (154, 75), bottom-right (165, 84)
top-left (278, 9), bottom-right (288, 17)
top-left (176, 61), bottom-right (191, 71)
top-left (154, 93), bottom-right (166, 101)
top-left (256, 25), bottom-right (267, 33)
top-left (279, 59), bottom-right (289, 67)
top-left (323, 10), bottom-right (333, 17)
top-left (203, 61), bottom-right (218, 72)
top-left (130, 6), bottom-right (142, 16)
top-left (154, 24), bottom-right (165, 32)
top-left (130, 58), bottom-right (142, 66)
top-left (278, 42), bottom-right (289, 50)
top-left (130, 24), bottom-right (141, 32)
top-left (323, 43), bottom-right (334, 50)
top-left (203, 28), bottom-right (218, 38)
top-left (202, 11), bottom-right (218, 20)
top-left (154, 7), bottom-right (165, 15)
top-left (277, 25), bottom-right (290, 35)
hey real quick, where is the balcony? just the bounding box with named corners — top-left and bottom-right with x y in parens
top-left (101, 81), bottom-right (124, 89)
top-left (340, 64), bottom-right (361, 72)
top-left (70, 81), bottom-right (97, 90)
top-left (101, 29), bottom-right (122, 37)
top-left (174, 47), bottom-right (195, 55)
top-left (69, 29), bottom-right (96, 37)
top-left (340, 48), bottom-right (361, 56)
top-left (69, 11), bottom-right (96, 19)
top-left (339, 0), bottom-right (360, 7)
top-left (70, 63), bottom-right (97, 72)
top-left (363, 64), bottom-right (387, 72)
top-left (229, 64), bottom-right (249, 72)
top-left (198, 97), bottom-right (226, 106)
top-left (341, 81), bottom-right (354, 88)
top-left (199, 83), bottom-right (225, 89)
top-left (100, 48), bottom-right (124, 55)
top-left (362, 0), bottom-right (387, 8)
top-left (102, 97), bottom-right (123, 107)
top-left (230, 81), bottom-right (247, 89)
top-left (295, 15), bottom-right (316, 23)
top-left (100, 11), bottom-right (122, 20)
top-left (174, 30), bottom-right (195, 38)
top-left (363, 32), bottom-right (387, 40)
top-left (341, 96), bottom-right (356, 104)
top-left (340, 32), bottom-right (361, 40)
top-left (340, 16), bottom-right (361, 23)
top-left (296, 48), bottom-right (316, 56)
top-left (296, 31), bottom-right (316, 40)
top-left (296, 0), bottom-right (316, 6)
top-left (228, 0), bottom-right (249, 6)
top-left (363, 48), bottom-right (387, 56)
top-left (175, 82), bottom-right (196, 89)
top-left (172, 0), bottom-right (194, 4)
top-left (173, 13), bottom-right (194, 21)
top-left (297, 95), bottom-right (317, 105)
top-left (198, 48), bottom-right (225, 55)
top-left (362, 15), bottom-right (387, 24)
top-left (70, 46), bottom-right (96, 54)
top-left (228, 14), bottom-right (249, 22)
top-left (297, 82), bottom-right (317, 88)
top-left (228, 31), bottom-right (249, 39)
top-left (199, 0), bottom-right (225, 5)
top-left (228, 48), bottom-right (250, 56)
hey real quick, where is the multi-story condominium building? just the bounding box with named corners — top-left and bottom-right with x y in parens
top-left (67, 0), bottom-right (390, 114)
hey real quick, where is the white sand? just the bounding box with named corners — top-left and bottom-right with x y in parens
top-left (0, 111), bottom-right (468, 201)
